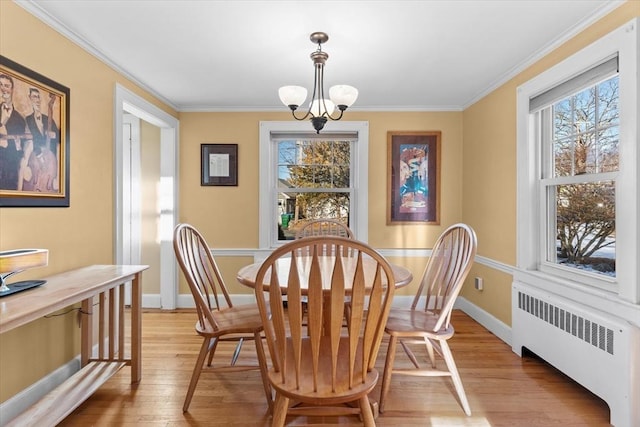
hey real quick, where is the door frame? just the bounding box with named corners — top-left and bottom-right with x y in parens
top-left (114, 84), bottom-right (179, 309)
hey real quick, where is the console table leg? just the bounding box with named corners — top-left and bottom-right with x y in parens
top-left (81, 298), bottom-right (92, 367)
top-left (131, 272), bottom-right (142, 383)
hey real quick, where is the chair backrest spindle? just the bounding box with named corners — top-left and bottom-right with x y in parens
top-left (411, 223), bottom-right (477, 332)
top-left (254, 236), bottom-right (395, 397)
top-left (173, 224), bottom-right (234, 331)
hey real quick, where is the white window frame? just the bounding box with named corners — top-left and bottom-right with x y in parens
top-left (259, 121), bottom-right (369, 249)
top-left (516, 18), bottom-right (639, 305)
top-left (537, 73), bottom-right (619, 290)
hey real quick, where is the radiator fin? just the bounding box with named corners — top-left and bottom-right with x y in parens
top-left (517, 291), bottom-right (614, 355)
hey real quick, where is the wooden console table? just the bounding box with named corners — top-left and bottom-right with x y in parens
top-left (0, 264), bottom-right (148, 426)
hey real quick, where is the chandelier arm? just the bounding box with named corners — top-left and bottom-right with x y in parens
top-left (290, 108), bottom-right (312, 121)
top-left (326, 108), bottom-right (346, 121)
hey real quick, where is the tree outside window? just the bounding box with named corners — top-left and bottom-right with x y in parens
top-left (277, 139), bottom-right (351, 239)
top-left (548, 75), bottom-right (618, 277)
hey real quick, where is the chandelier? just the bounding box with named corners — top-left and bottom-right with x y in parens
top-left (278, 32), bottom-right (358, 133)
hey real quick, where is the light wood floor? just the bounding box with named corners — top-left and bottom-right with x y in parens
top-left (59, 309), bottom-right (610, 426)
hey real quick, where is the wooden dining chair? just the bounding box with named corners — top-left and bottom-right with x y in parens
top-left (294, 218), bottom-right (354, 239)
top-left (379, 223), bottom-right (477, 416)
top-left (173, 223), bottom-right (272, 413)
top-left (294, 219), bottom-right (356, 316)
top-left (253, 236), bottom-right (396, 426)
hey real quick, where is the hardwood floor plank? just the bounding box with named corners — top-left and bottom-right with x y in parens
top-left (58, 310), bottom-right (610, 426)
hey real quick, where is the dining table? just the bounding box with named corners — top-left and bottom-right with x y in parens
top-left (237, 255), bottom-right (413, 293)
top-left (237, 254), bottom-right (413, 333)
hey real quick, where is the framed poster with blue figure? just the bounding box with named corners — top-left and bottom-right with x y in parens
top-left (387, 131), bottom-right (440, 224)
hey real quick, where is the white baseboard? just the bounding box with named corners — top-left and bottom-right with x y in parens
top-left (142, 294), bottom-right (161, 308)
top-left (0, 356), bottom-right (80, 426)
top-left (455, 296), bottom-right (512, 346)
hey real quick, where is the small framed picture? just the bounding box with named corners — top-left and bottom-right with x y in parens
top-left (201, 143), bottom-right (238, 186)
top-left (387, 131), bottom-right (440, 224)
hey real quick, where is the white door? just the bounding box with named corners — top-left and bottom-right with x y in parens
top-left (122, 114), bottom-right (141, 305)
top-left (115, 84), bottom-right (179, 309)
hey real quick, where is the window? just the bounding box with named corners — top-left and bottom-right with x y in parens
top-left (538, 67), bottom-right (618, 281)
top-left (276, 137), bottom-right (352, 240)
top-left (259, 121), bottom-right (368, 248)
top-left (517, 18), bottom-right (639, 303)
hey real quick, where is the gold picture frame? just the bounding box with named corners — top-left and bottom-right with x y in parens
top-left (0, 56), bottom-right (70, 207)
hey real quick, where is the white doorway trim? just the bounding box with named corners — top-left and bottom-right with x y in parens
top-left (114, 84), bottom-right (179, 309)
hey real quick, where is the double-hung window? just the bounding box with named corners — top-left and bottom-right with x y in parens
top-left (259, 121), bottom-right (369, 248)
top-left (517, 19), bottom-right (639, 303)
top-left (275, 136), bottom-right (353, 240)
top-left (535, 58), bottom-right (619, 284)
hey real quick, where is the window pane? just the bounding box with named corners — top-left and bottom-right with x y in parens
top-left (278, 139), bottom-right (351, 189)
top-left (276, 192), bottom-right (350, 241)
top-left (597, 78), bottom-right (619, 126)
top-left (553, 75), bottom-right (619, 177)
top-left (553, 98), bottom-right (572, 140)
top-left (333, 141), bottom-right (350, 164)
top-left (574, 86), bottom-right (596, 133)
top-left (278, 165), bottom-right (294, 188)
top-left (597, 126), bottom-right (619, 172)
top-left (553, 137), bottom-right (573, 177)
top-left (551, 181), bottom-right (615, 277)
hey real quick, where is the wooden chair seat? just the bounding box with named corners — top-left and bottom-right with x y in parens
top-left (385, 309), bottom-right (455, 339)
top-left (198, 304), bottom-right (265, 334)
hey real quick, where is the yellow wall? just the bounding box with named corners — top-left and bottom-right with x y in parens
top-left (460, 1), bottom-right (639, 324)
top-left (178, 111), bottom-right (463, 295)
top-left (140, 120), bottom-right (161, 294)
top-left (1, 0), bottom-right (638, 404)
top-left (0, 1), bottom-right (176, 401)
top-left (179, 111), bottom-right (463, 249)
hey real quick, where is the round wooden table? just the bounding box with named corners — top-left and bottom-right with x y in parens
top-left (237, 256), bottom-right (413, 293)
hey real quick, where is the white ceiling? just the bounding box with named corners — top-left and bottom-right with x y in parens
top-left (18, 0), bottom-right (622, 112)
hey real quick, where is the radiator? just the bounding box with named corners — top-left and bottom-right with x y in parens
top-left (512, 281), bottom-right (639, 427)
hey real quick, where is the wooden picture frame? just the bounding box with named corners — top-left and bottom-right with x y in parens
top-left (201, 143), bottom-right (238, 186)
top-left (0, 56), bottom-right (70, 207)
top-left (387, 131), bottom-right (440, 224)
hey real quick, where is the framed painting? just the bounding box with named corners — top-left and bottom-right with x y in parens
top-left (201, 143), bottom-right (238, 186)
top-left (0, 56), bottom-right (70, 207)
top-left (387, 131), bottom-right (440, 224)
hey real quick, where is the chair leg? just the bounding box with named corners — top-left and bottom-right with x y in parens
top-left (359, 396), bottom-right (376, 426)
top-left (231, 338), bottom-right (244, 365)
top-left (271, 393), bottom-right (289, 427)
top-left (400, 339), bottom-right (421, 368)
top-left (206, 337), bottom-right (219, 366)
top-left (440, 339), bottom-right (471, 416)
top-left (183, 337), bottom-right (211, 412)
top-left (379, 334), bottom-right (398, 413)
top-left (254, 331), bottom-right (274, 414)
top-left (424, 337), bottom-right (437, 368)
